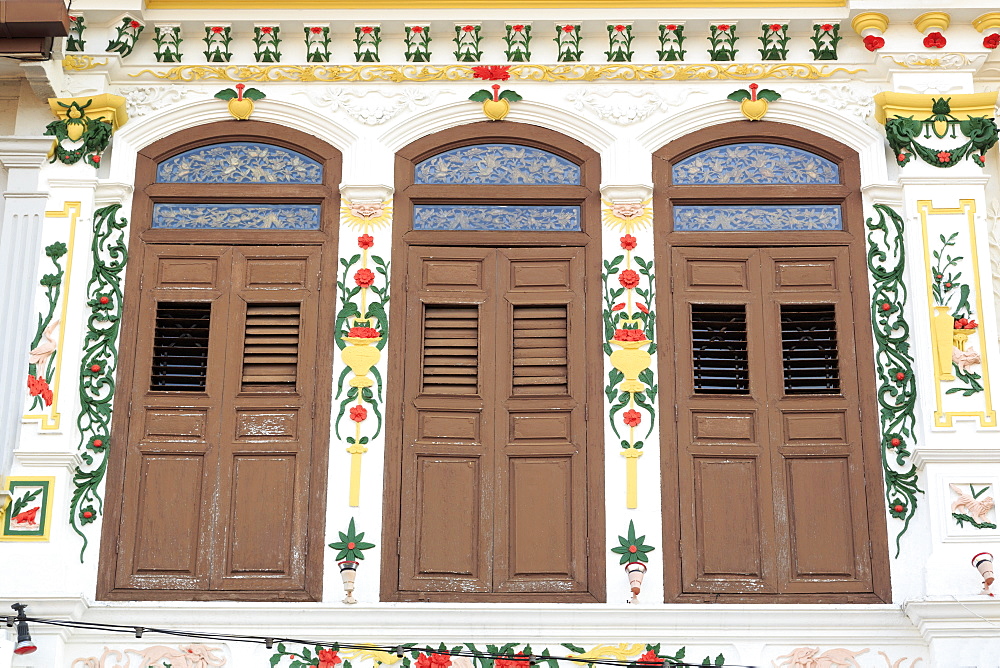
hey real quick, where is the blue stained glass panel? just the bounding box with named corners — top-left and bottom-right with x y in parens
top-left (672, 143), bottom-right (839, 185)
top-left (413, 205), bottom-right (580, 231)
top-left (673, 205), bottom-right (842, 232)
top-left (156, 142), bottom-right (323, 184)
top-left (414, 144), bottom-right (581, 185)
top-left (152, 203), bottom-right (322, 230)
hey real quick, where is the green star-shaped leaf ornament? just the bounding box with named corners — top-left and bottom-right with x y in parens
top-left (610, 519), bottom-right (656, 565)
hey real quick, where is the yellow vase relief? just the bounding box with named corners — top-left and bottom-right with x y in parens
top-left (919, 200), bottom-right (996, 428)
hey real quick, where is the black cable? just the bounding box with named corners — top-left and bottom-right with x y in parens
top-left (19, 615), bottom-right (758, 668)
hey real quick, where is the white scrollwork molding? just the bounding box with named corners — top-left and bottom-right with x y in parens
top-left (565, 87), bottom-right (706, 126)
top-left (300, 86), bottom-right (442, 125)
top-left (115, 85), bottom-right (201, 118)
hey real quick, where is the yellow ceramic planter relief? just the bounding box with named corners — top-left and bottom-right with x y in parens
top-left (932, 305), bottom-right (956, 381)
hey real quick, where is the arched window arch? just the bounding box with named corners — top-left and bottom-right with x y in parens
top-left (653, 123), bottom-right (890, 603)
top-left (99, 122), bottom-right (341, 601)
top-left (382, 122), bottom-right (605, 602)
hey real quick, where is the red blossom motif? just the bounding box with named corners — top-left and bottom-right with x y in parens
top-left (620, 234), bottom-right (637, 250)
top-left (954, 318), bottom-right (979, 330)
top-left (863, 35), bottom-right (885, 51)
top-left (638, 651), bottom-right (660, 666)
top-left (665, 24), bottom-right (677, 31)
top-left (614, 25), bottom-right (627, 32)
top-left (622, 409), bottom-right (641, 427)
top-left (311, 26), bottom-right (324, 34)
top-left (890, 438), bottom-right (901, 447)
top-left (261, 26), bottom-right (273, 34)
top-left (354, 268), bottom-right (375, 287)
top-left (495, 654), bottom-right (531, 668)
top-left (411, 25), bottom-right (424, 33)
top-left (318, 649), bottom-right (342, 668)
top-left (512, 25), bottom-right (524, 32)
top-left (416, 654), bottom-right (453, 668)
top-left (612, 328), bottom-right (646, 342)
top-left (361, 26), bottom-right (374, 34)
top-left (611, 303), bottom-right (626, 311)
top-left (92, 155), bottom-right (101, 164)
top-left (90, 364), bottom-right (101, 373)
top-left (923, 31), bottom-right (946, 49)
top-left (349, 405), bottom-right (368, 422)
top-left (99, 296), bottom-right (110, 304)
top-left (895, 371), bottom-right (906, 381)
top-left (562, 25), bottom-right (576, 33)
top-left (211, 26), bottom-right (224, 34)
top-left (462, 25), bottom-right (476, 33)
top-left (716, 24), bottom-right (730, 32)
top-left (881, 302), bottom-right (891, 311)
top-left (347, 326), bottom-right (380, 338)
top-left (985, 33), bottom-right (1000, 49)
top-left (619, 269), bottom-right (640, 289)
top-left (472, 65), bottom-right (511, 81)
top-left (893, 504), bottom-right (904, 513)
top-left (636, 303), bottom-right (649, 314)
top-left (358, 234), bottom-right (374, 249)
top-left (26, 374), bottom-right (53, 406)
top-left (936, 151), bottom-right (952, 163)
top-left (92, 439), bottom-right (103, 448)
top-left (897, 153), bottom-right (907, 162)
top-left (770, 24), bottom-right (783, 31)
top-left (82, 510), bottom-right (93, 519)
top-left (129, 20), bottom-right (141, 29)
top-left (821, 24), bottom-right (834, 31)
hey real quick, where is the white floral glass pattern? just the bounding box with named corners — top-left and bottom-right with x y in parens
top-left (152, 203), bottom-right (322, 230)
top-left (672, 143), bottom-right (839, 185)
top-left (673, 205), bottom-right (842, 231)
top-left (413, 205), bottom-right (580, 231)
top-left (414, 144), bottom-right (581, 185)
top-left (156, 142), bottom-right (323, 184)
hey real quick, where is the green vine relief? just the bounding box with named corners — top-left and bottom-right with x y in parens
top-left (26, 241), bottom-right (68, 411)
top-left (866, 204), bottom-right (921, 557)
top-left (69, 203), bottom-right (129, 561)
top-left (885, 97), bottom-right (999, 168)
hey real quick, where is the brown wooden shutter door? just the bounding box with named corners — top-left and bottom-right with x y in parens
top-left (671, 246), bottom-right (876, 596)
top-left (115, 245), bottom-right (322, 595)
top-left (397, 247), bottom-right (590, 597)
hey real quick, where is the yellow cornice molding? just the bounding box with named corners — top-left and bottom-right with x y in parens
top-left (146, 0), bottom-right (846, 8)
top-left (48, 94), bottom-right (128, 130)
top-left (851, 12), bottom-right (888, 36)
top-left (913, 12), bottom-right (950, 34)
top-left (873, 91), bottom-right (998, 125)
top-left (973, 12), bottom-right (1000, 33)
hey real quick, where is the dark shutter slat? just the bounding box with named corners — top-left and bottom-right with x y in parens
top-left (512, 305), bottom-right (568, 396)
top-left (241, 303), bottom-right (300, 390)
top-left (780, 304), bottom-right (841, 395)
top-left (691, 304), bottom-right (750, 395)
top-left (149, 301), bottom-right (212, 392)
top-left (421, 304), bottom-right (479, 395)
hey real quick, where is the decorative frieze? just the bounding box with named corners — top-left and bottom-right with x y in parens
top-left (305, 25), bottom-right (332, 63)
top-left (203, 24), bottom-right (233, 63)
top-left (503, 23), bottom-right (531, 62)
top-left (106, 16), bottom-right (144, 58)
top-left (657, 23), bottom-right (685, 62)
top-left (404, 25), bottom-right (431, 62)
top-left (355, 25), bottom-right (382, 63)
top-left (253, 25), bottom-right (281, 63)
top-left (453, 23), bottom-right (482, 62)
top-left (554, 23), bottom-right (582, 62)
top-left (153, 25), bottom-right (183, 63)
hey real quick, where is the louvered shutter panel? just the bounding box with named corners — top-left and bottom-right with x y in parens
top-left (779, 304), bottom-right (841, 394)
top-left (242, 303), bottom-right (300, 390)
top-left (421, 304), bottom-right (479, 395)
top-left (690, 304), bottom-right (750, 395)
top-left (511, 305), bottom-right (568, 396)
top-left (150, 301), bottom-right (212, 391)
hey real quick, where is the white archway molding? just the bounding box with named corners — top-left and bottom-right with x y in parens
top-left (637, 98), bottom-right (891, 188)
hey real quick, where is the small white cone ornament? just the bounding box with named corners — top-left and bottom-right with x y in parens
top-left (339, 560), bottom-right (359, 604)
top-left (625, 562), bottom-right (647, 603)
top-left (972, 552), bottom-right (994, 596)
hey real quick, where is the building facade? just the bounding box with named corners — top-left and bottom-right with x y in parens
top-left (1, 1), bottom-right (1000, 666)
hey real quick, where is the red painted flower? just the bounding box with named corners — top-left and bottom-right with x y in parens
top-left (91, 155), bottom-right (101, 164)
top-left (100, 296), bottom-right (110, 304)
top-left (211, 26), bottom-right (224, 34)
top-left (83, 510), bottom-right (93, 519)
top-left (90, 364), bottom-right (101, 373)
top-left (129, 20), bottom-right (141, 29)
top-left (770, 24), bottom-right (783, 31)
top-left (937, 151), bottom-right (951, 163)
top-left (512, 25), bottom-right (524, 32)
top-left (562, 25), bottom-right (576, 33)
top-left (638, 651), bottom-right (660, 666)
top-left (881, 303), bottom-right (891, 311)
top-left (612, 328), bottom-right (646, 342)
top-left (347, 326), bottom-right (380, 338)
top-left (890, 438), bottom-right (901, 447)
top-left (361, 26), bottom-right (374, 34)
top-left (472, 65), bottom-right (511, 81)
top-left (636, 303), bottom-right (649, 314)
top-left (821, 24), bottom-right (834, 32)
top-left (614, 25), bottom-right (627, 32)
top-left (462, 25), bottom-right (476, 33)
top-left (411, 25), bottom-right (424, 34)
top-left (923, 31), bottom-right (946, 49)
top-left (665, 24), bottom-right (677, 31)
top-left (716, 24), bottom-right (730, 32)
top-left (416, 654), bottom-right (452, 668)
top-left (93, 438), bottom-right (104, 448)
top-left (620, 234), bottom-right (637, 250)
top-left (895, 371), bottom-right (906, 381)
top-left (863, 35), bottom-right (885, 51)
top-left (985, 33), bottom-right (1000, 49)
top-left (622, 409), bottom-right (641, 427)
top-left (350, 405), bottom-right (368, 422)
top-left (26, 374), bottom-right (54, 406)
top-left (358, 234), bottom-right (374, 249)
top-left (311, 26), bottom-right (324, 34)
top-left (354, 268), bottom-right (375, 287)
top-left (619, 269), bottom-right (640, 289)
top-left (495, 654), bottom-right (531, 668)
top-left (318, 649), bottom-right (342, 668)
top-left (261, 26), bottom-right (273, 34)
top-left (611, 302), bottom-right (626, 311)
top-left (897, 153), bottom-right (907, 162)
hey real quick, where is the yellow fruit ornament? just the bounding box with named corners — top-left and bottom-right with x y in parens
top-left (728, 83), bottom-right (781, 121)
top-left (469, 83), bottom-right (523, 122)
top-left (215, 83), bottom-right (266, 121)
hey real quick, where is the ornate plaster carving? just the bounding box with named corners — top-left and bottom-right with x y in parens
top-left (116, 85), bottom-right (200, 118)
top-left (784, 84), bottom-right (879, 122)
top-left (883, 53), bottom-right (978, 69)
top-left (71, 645), bottom-right (226, 668)
top-left (773, 647), bottom-right (869, 667)
top-left (565, 87), bottom-right (705, 125)
top-left (300, 86), bottom-right (441, 125)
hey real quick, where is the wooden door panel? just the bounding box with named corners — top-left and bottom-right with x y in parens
top-left (152, 255), bottom-right (224, 289)
top-left (223, 455), bottom-right (296, 575)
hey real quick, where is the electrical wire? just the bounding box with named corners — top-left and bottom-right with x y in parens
top-left (7, 614), bottom-right (758, 668)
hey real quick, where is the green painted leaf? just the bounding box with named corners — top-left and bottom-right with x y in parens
top-left (757, 89), bottom-right (781, 102)
top-left (469, 90), bottom-right (492, 102)
top-left (214, 89), bottom-right (238, 100)
top-left (498, 90), bottom-right (523, 102)
top-left (243, 87), bottom-right (266, 101)
top-left (727, 90), bottom-right (751, 102)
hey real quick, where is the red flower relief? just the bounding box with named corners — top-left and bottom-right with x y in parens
top-left (622, 409), bottom-right (641, 427)
top-left (614, 24), bottom-right (626, 32)
top-left (611, 302), bottom-right (626, 312)
top-left (985, 33), bottom-right (1000, 49)
top-left (311, 26), bottom-right (324, 34)
top-left (495, 654), bottom-right (531, 668)
top-left (361, 26), bottom-right (374, 34)
top-left (91, 155), bottom-right (101, 164)
top-left (562, 25), bottom-right (576, 33)
top-left (512, 25), bottom-right (524, 32)
top-left (937, 151), bottom-right (951, 163)
top-left (612, 328), bottom-right (646, 342)
top-left (472, 64), bottom-right (511, 81)
top-left (358, 233), bottom-right (374, 249)
top-left (416, 654), bottom-right (453, 668)
top-left (618, 269), bottom-right (640, 290)
top-left (821, 24), bottom-right (834, 32)
top-left (716, 24), bottom-right (730, 32)
top-left (923, 31), bottom-right (946, 49)
top-left (349, 405), bottom-right (368, 422)
top-left (354, 268), bottom-right (376, 287)
top-left (129, 20), bottom-right (141, 29)
top-left (261, 26), bottom-right (273, 34)
top-left (863, 35), bottom-right (885, 51)
top-left (211, 26), bottom-right (224, 34)
top-left (638, 650), bottom-right (660, 666)
top-left (319, 649), bottom-right (343, 668)
top-left (636, 303), bottom-right (649, 314)
top-left (620, 234), bottom-right (637, 250)
top-left (897, 153), bottom-right (907, 162)
top-left (770, 23), bottom-right (783, 31)
top-left (462, 25), bottom-right (476, 33)
top-left (347, 326), bottom-right (380, 338)
top-left (26, 375), bottom-right (53, 406)
top-left (665, 24), bottom-right (677, 31)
